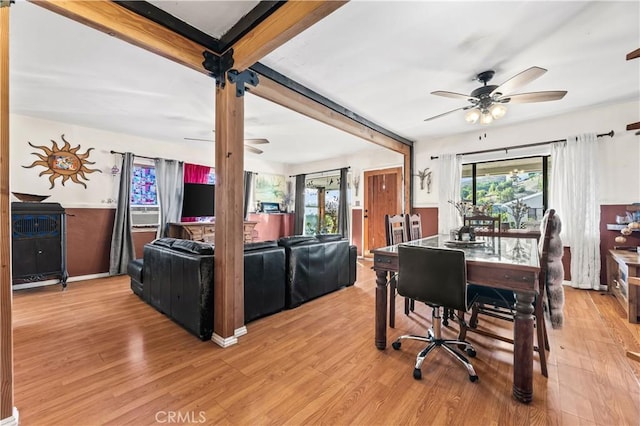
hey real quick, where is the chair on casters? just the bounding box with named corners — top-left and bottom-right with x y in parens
top-left (392, 244), bottom-right (479, 382)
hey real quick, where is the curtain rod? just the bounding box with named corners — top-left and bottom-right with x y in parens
top-left (110, 150), bottom-right (157, 161)
top-left (289, 166), bottom-right (350, 178)
top-left (430, 130), bottom-right (614, 160)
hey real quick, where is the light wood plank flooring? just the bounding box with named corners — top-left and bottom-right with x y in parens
top-left (12, 259), bottom-right (640, 425)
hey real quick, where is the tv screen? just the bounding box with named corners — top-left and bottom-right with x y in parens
top-left (181, 183), bottom-right (215, 217)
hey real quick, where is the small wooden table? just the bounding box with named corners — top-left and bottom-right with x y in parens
top-left (373, 235), bottom-right (540, 403)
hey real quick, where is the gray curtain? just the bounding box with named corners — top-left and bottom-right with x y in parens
top-left (244, 171), bottom-right (255, 219)
top-left (337, 167), bottom-right (349, 238)
top-left (109, 152), bottom-right (134, 274)
top-left (294, 174), bottom-right (306, 235)
top-left (155, 158), bottom-right (184, 238)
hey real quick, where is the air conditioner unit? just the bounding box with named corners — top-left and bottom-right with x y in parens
top-left (131, 206), bottom-right (160, 227)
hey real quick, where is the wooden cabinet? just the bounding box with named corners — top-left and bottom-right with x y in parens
top-left (11, 202), bottom-right (68, 288)
top-left (167, 221), bottom-right (257, 243)
top-left (607, 249), bottom-right (640, 323)
top-left (247, 213), bottom-right (294, 242)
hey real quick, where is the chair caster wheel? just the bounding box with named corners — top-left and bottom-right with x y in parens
top-left (413, 368), bottom-right (422, 380)
top-left (392, 341), bottom-right (401, 350)
top-left (466, 348), bottom-right (476, 358)
top-left (469, 375), bottom-right (479, 383)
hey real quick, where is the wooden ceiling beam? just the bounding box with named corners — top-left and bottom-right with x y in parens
top-left (230, 1), bottom-right (347, 71)
top-left (248, 76), bottom-right (409, 155)
top-left (30, 0), bottom-right (214, 74)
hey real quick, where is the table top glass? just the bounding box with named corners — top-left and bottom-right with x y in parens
top-left (373, 234), bottom-right (540, 269)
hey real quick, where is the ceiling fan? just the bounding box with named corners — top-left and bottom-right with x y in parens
top-left (424, 66), bottom-right (567, 125)
top-left (184, 134), bottom-right (269, 154)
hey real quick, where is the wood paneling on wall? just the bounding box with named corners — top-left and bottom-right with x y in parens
top-left (66, 208), bottom-right (114, 276)
top-left (133, 230), bottom-right (156, 259)
top-left (351, 208), bottom-right (362, 256)
top-left (412, 207), bottom-right (438, 237)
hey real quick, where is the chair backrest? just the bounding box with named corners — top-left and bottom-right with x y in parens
top-left (405, 213), bottom-right (423, 241)
top-left (385, 214), bottom-right (408, 245)
top-left (397, 245), bottom-right (468, 311)
top-left (464, 214), bottom-right (501, 233)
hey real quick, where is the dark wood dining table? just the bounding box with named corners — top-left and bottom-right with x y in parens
top-left (372, 234), bottom-right (540, 403)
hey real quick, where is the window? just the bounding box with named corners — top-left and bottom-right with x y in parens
top-left (460, 156), bottom-right (549, 228)
top-left (303, 174), bottom-right (341, 235)
top-left (131, 163), bottom-right (157, 206)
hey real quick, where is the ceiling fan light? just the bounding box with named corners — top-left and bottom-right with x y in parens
top-left (479, 111), bottom-right (493, 125)
top-left (489, 103), bottom-right (507, 119)
top-left (465, 109), bottom-right (481, 123)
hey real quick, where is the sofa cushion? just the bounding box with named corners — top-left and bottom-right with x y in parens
top-left (315, 233), bottom-right (343, 242)
top-left (172, 239), bottom-right (214, 255)
top-left (151, 238), bottom-right (177, 248)
top-left (278, 235), bottom-right (318, 247)
top-left (244, 240), bottom-right (278, 252)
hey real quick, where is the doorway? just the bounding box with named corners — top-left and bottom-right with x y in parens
top-left (363, 166), bottom-right (403, 256)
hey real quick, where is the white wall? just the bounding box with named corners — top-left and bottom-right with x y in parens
top-left (413, 100), bottom-right (639, 207)
top-left (10, 114), bottom-right (287, 208)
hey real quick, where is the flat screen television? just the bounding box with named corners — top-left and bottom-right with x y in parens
top-left (181, 183), bottom-right (215, 218)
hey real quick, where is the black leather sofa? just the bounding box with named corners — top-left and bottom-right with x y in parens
top-left (278, 235), bottom-right (356, 308)
top-left (135, 238), bottom-right (286, 340)
top-left (129, 235), bottom-right (357, 340)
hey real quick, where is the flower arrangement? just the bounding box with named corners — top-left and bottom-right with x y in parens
top-left (510, 198), bottom-right (529, 229)
top-left (448, 200), bottom-right (473, 221)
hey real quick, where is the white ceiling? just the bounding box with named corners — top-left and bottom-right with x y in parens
top-left (9, 1), bottom-right (640, 166)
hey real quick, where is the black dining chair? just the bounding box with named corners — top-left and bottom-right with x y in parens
top-left (392, 244), bottom-right (479, 382)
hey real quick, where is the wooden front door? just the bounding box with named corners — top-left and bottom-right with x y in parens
top-left (363, 167), bottom-right (403, 255)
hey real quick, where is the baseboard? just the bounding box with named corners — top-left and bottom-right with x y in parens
top-left (212, 333), bottom-right (238, 348)
top-left (234, 326), bottom-right (247, 338)
top-left (0, 407), bottom-right (19, 426)
top-left (12, 272), bottom-right (110, 290)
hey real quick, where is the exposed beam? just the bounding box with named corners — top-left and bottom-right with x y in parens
top-left (249, 77), bottom-right (408, 155)
top-left (30, 0), bottom-right (411, 156)
top-left (627, 122), bottom-right (640, 131)
top-left (30, 0), bottom-right (214, 74)
top-left (230, 1), bottom-right (347, 71)
top-left (0, 4), bottom-right (14, 420)
top-left (627, 48), bottom-right (640, 60)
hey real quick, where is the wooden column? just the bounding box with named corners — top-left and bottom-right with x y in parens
top-left (212, 81), bottom-right (245, 346)
top-left (0, 3), bottom-right (14, 421)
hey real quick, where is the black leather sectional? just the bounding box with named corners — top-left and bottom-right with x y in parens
top-left (128, 235), bottom-right (357, 340)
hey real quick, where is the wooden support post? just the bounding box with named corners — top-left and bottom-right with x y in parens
top-left (212, 81), bottom-right (245, 347)
top-left (0, 4), bottom-right (15, 423)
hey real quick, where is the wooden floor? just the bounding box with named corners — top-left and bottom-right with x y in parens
top-left (12, 259), bottom-right (640, 425)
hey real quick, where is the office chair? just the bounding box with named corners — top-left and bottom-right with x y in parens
top-left (459, 209), bottom-right (560, 377)
top-left (392, 244), bottom-right (478, 382)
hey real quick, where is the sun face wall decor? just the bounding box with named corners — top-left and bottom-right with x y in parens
top-left (23, 134), bottom-right (102, 189)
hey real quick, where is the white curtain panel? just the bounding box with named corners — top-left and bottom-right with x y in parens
top-left (550, 133), bottom-right (601, 289)
top-left (155, 159), bottom-right (184, 239)
top-left (437, 153), bottom-right (462, 235)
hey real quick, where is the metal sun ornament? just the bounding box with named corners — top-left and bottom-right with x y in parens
top-left (23, 134), bottom-right (102, 189)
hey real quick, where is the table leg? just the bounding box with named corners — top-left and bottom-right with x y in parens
top-left (389, 275), bottom-right (396, 328)
top-left (375, 270), bottom-right (388, 350)
top-left (513, 290), bottom-right (535, 403)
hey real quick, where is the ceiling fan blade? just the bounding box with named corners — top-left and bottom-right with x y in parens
top-left (431, 91), bottom-right (478, 101)
top-left (184, 137), bottom-right (214, 142)
top-left (499, 91), bottom-right (567, 104)
top-left (424, 106), bottom-right (471, 122)
top-left (490, 66), bottom-right (547, 97)
top-left (244, 145), bottom-right (263, 154)
top-left (244, 138), bottom-right (269, 145)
